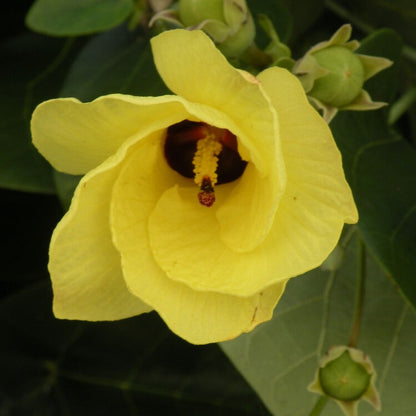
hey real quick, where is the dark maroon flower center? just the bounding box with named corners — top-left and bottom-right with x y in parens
top-left (165, 120), bottom-right (246, 180)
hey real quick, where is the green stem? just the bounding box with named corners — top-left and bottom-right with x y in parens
top-left (308, 396), bottom-right (329, 416)
top-left (340, 225), bottom-right (357, 249)
top-left (349, 238), bottom-right (366, 348)
top-left (388, 85), bottom-right (416, 125)
top-left (240, 43), bottom-right (272, 69)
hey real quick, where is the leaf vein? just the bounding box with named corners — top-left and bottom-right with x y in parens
top-left (378, 303), bottom-right (409, 393)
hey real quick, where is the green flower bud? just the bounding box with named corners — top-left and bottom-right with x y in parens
top-left (309, 46), bottom-right (365, 108)
top-left (293, 24), bottom-right (393, 123)
top-left (319, 350), bottom-right (370, 400)
top-left (179, 0), bottom-right (224, 25)
top-left (308, 346), bottom-right (381, 416)
top-left (178, 0), bottom-right (255, 57)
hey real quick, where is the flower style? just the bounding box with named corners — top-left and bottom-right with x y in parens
top-left (31, 29), bottom-right (357, 344)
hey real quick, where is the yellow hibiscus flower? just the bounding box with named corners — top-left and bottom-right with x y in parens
top-left (31, 29), bottom-right (357, 344)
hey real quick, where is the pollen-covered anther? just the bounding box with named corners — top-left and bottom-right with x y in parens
top-left (192, 136), bottom-right (222, 207)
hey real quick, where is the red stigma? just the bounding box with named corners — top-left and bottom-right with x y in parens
top-left (198, 176), bottom-right (216, 207)
top-left (198, 191), bottom-right (216, 207)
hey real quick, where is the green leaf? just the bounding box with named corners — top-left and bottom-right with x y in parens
top-left (53, 171), bottom-right (82, 210)
top-left (330, 30), bottom-right (416, 307)
top-left (357, 29), bottom-right (402, 104)
top-left (60, 26), bottom-right (168, 100)
top-left (0, 282), bottom-right (268, 415)
top-left (0, 34), bottom-right (77, 193)
top-left (334, 114), bottom-right (416, 308)
top-left (221, 233), bottom-right (416, 415)
top-left (26, 0), bottom-right (134, 36)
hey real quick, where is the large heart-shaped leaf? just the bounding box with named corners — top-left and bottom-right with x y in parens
top-left (221, 232), bottom-right (416, 415)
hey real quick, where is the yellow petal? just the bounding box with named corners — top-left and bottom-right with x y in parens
top-left (31, 94), bottom-right (189, 175)
top-left (110, 137), bottom-right (286, 343)
top-left (255, 67), bottom-right (358, 273)
top-left (148, 185), bottom-right (287, 295)
top-left (50, 146), bottom-right (151, 321)
top-left (258, 66), bottom-right (358, 224)
top-left (216, 161), bottom-right (283, 252)
top-left (49, 96), bottom-right (192, 319)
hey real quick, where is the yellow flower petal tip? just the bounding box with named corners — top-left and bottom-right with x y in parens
top-left (31, 29), bottom-right (357, 344)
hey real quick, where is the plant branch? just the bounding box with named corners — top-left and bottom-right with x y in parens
top-left (388, 85), bottom-right (416, 125)
top-left (308, 395), bottom-right (329, 416)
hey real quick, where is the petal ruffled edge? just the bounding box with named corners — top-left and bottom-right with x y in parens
top-left (49, 95), bottom-right (193, 319)
top-left (258, 66), bottom-right (358, 225)
top-left (50, 138), bottom-right (152, 321)
top-left (32, 94), bottom-right (193, 175)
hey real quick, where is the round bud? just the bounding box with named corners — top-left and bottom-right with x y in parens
top-left (310, 46), bottom-right (365, 107)
top-left (179, 0), bottom-right (224, 26)
top-left (219, 13), bottom-right (255, 57)
top-left (319, 350), bottom-right (371, 401)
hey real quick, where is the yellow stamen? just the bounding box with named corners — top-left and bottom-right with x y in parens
top-left (192, 136), bottom-right (222, 207)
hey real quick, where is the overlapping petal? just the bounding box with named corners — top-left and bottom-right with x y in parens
top-left (258, 66), bottom-right (358, 224)
top-left (148, 184), bottom-right (290, 295)
top-left (44, 94), bottom-right (192, 319)
top-left (148, 183), bottom-right (333, 296)
top-left (31, 95), bottom-right (190, 174)
top-left (50, 140), bottom-right (151, 321)
top-left (110, 136), bottom-right (287, 344)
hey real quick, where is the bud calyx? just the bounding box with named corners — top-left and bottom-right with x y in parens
top-left (293, 24), bottom-right (392, 122)
top-left (308, 346), bottom-right (381, 416)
